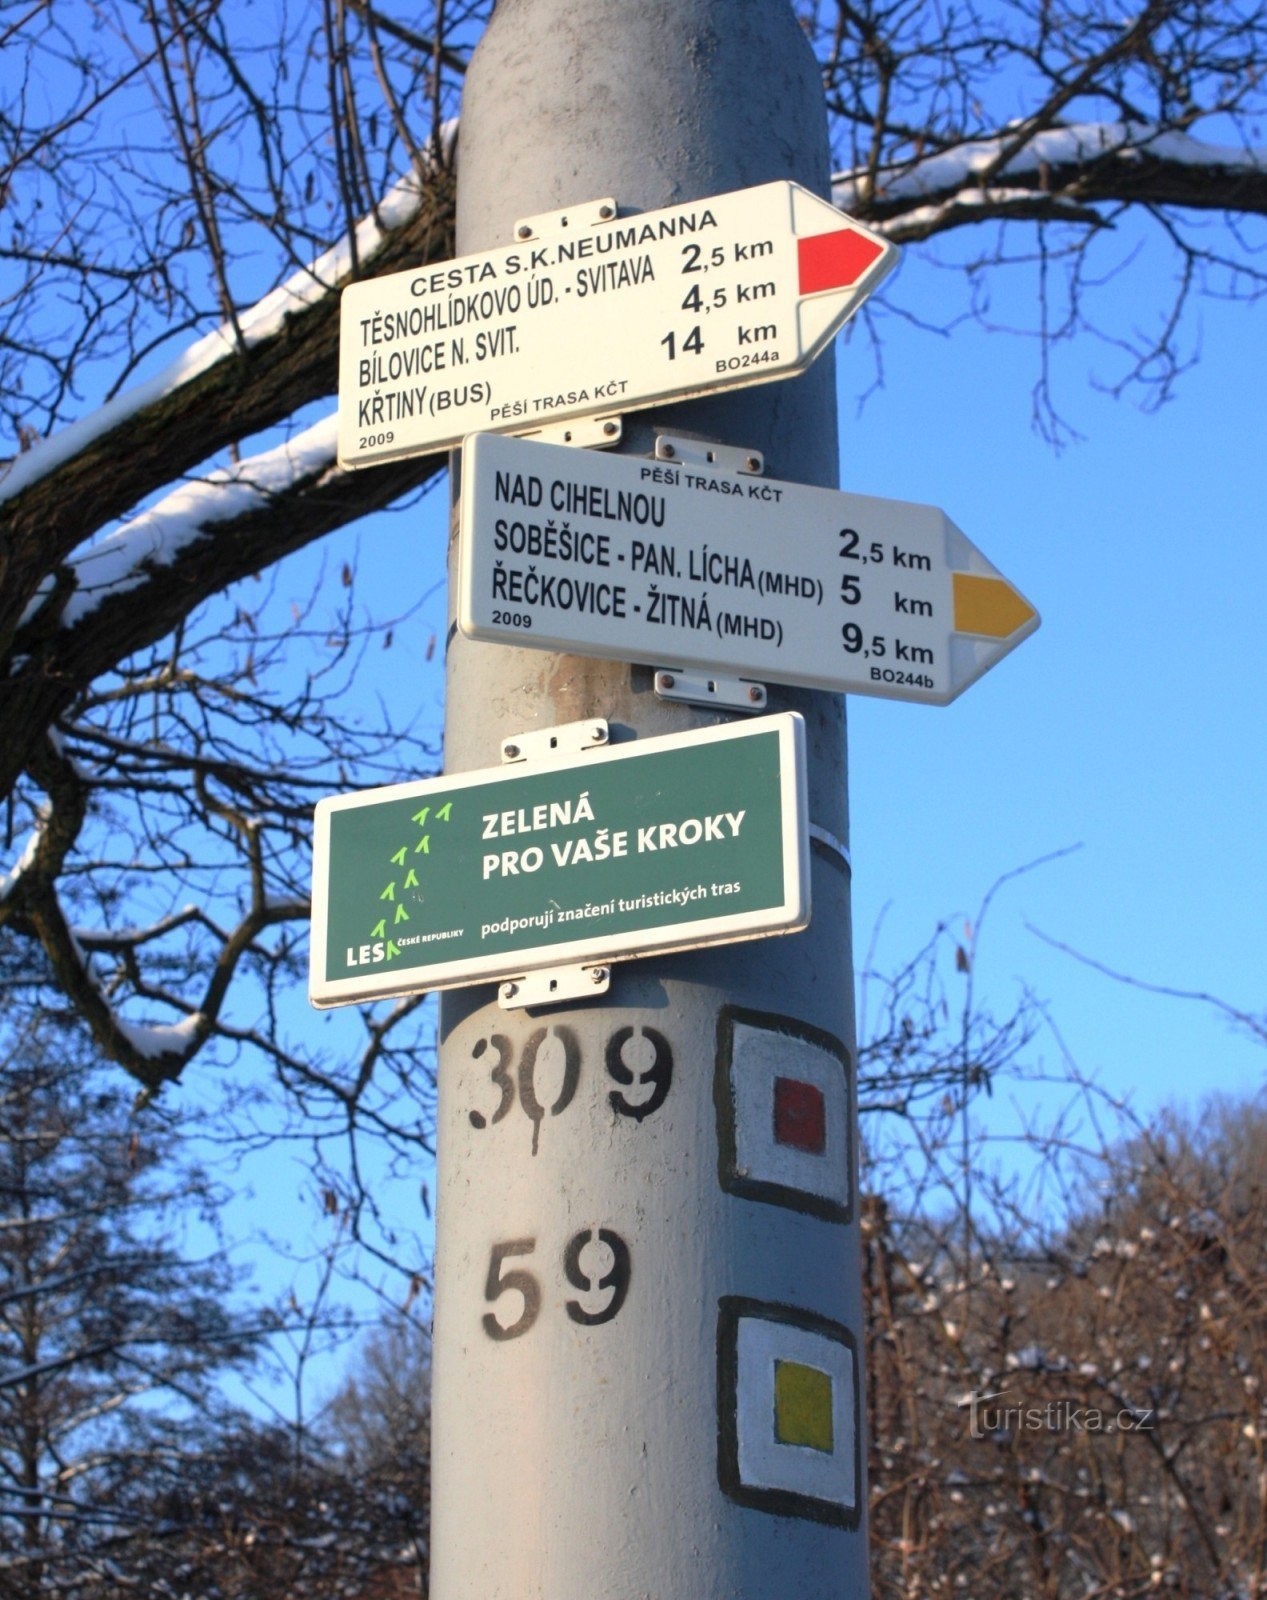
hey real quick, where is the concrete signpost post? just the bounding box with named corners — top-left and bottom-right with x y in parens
top-left (319, 1), bottom-right (1036, 1595)
top-left (426, 4), bottom-right (873, 1595)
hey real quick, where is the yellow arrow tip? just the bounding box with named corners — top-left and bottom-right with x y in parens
top-left (953, 572), bottom-right (1037, 639)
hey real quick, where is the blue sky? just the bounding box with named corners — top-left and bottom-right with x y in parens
top-left (841, 245), bottom-right (1267, 1124)
top-left (10, 0), bottom-right (1258, 1136)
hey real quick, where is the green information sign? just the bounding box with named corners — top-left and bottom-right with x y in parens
top-left (309, 714), bottom-right (808, 1008)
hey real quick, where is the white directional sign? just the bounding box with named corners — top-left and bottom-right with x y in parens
top-left (338, 181), bottom-right (897, 468)
top-left (458, 433), bottom-right (1039, 706)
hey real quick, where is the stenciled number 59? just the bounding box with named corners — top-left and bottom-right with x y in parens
top-left (482, 1229), bottom-right (632, 1342)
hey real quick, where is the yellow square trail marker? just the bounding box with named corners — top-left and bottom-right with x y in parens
top-left (774, 1360), bottom-right (835, 1453)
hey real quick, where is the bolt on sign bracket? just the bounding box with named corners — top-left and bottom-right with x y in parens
top-left (512, 196), bottom-right (619, 243)
top-left (654, 436), bottom-right (764, 475)
top-left (518, 414), bottom-right (623, 449)
top-left (498, 963), bottom-right (611, 1011)
top-left (500, 718), bottom-right (611, 766)
top-left (653, 669), bottom-right (767, 714)
top-left (494, 720), bottom-right (617, 1005)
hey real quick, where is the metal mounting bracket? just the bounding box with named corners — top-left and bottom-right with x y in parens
top-left (809, 822), bottom-right (852, 872)
top-left (653, 669), bottom-right (767, 714)
top-left (519, 414), bottom-right (623, 449)
top-left (654, 436), bottom-right (764, 475)
top-left (500, 718), bottom-right (610, 765)
top-left (512, 196), bottom-right (618, 243)
top-left (498, 963), bottom-right (611, 1011)
top-left (492, 719), bottom-right (617, 1006)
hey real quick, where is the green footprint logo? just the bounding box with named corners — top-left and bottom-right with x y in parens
top-left (372, 798), bottom-right (454, 961)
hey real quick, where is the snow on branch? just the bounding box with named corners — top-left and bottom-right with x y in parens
top-left (837, 120), bottom-right (1267, 237)
top-left (0, 430), bottom-right (440, 811)
top-left (21, 417), bottom-right (339, 635)
top-left (0, 734), bottom-right (311, 1090)
top-left (0, 133), bottom-right (456, 678)
top-left (0, 125), bottom-right (453, 511)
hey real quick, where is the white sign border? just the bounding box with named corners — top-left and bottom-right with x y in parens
top-left (309, 712), bottom-right (809, 1009)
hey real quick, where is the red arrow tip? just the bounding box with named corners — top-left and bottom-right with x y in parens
top-left (798, 228), bottom-right (885, 295)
